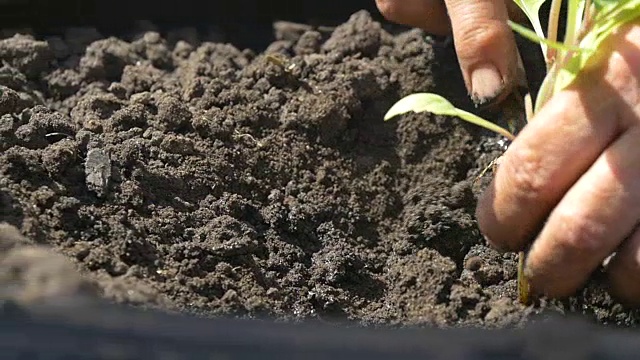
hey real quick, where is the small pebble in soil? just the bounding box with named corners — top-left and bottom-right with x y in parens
top-left (465, 256), bottom-right (483, 272)
top-left (84, 148), bottom-right (111, 197)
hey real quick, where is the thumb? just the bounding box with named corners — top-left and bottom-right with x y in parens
top-left (444, 0), bottom-right (526, 105)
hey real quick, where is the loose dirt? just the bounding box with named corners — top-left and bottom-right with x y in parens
top-left (1, 10), bottom-right (638, 329)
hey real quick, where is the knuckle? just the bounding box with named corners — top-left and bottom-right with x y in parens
top-left (454, 20), bottom-right (509, 58)
top-left (502, 146), bottom-right (548, 201)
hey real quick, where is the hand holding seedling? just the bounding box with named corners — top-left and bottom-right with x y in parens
top-left (477, 22), bottom-right (640, 304)
top-left (375, 0), bottom-right (528, 105)
top-left (381, 0), bottom-right (640, 305)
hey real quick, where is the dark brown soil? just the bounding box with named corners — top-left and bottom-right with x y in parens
top-left (1, 10), bottom-right (638, 329)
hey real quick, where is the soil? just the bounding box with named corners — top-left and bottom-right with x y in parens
top-left (1, 10), bottom-right (639, 330)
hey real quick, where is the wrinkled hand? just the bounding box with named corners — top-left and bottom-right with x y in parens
top-left (376, 1), bottom-right (640, 305)
top-left (476, 23), bottom-right (640, 304)
top-left (375, 0), bottom-right (527, 104)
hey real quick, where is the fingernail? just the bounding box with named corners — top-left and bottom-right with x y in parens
top-left (470, 63), bottom-right (505, 105)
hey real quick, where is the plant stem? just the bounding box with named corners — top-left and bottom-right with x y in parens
top-left (579, 1), bottom-right (596, 40)
top-left (525, 93), bottom-right (534, 121)
top-left (564, 0), bottom-right (580, 48)
top-left (584, 0), bottom-right (592, 22)
top-left (546, 0), bottom-right (563, 68)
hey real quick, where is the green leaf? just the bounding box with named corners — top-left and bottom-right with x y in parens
top-left (554, 0), bottom-right (640, 93)
top-left (509, 20), bottom-right (586, 52)
top-left (512, 0), bottom-right (549, 54)
top-left (384, 93), bottom-right (516, 140)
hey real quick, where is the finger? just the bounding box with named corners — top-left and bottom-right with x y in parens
top-left (444, 0), bottom-right (525, 104)
top-left (476, 23), bottom-right (640, 253)
top-left (375, 0), bottom-right (451, 35)
top-left (375, 1), bottom-right (526, 35)
top-left (476, 88), bottom-right (622, 252)
top-left (525, 126), bottom-right (640, 298)
top-left (607, 225), bottom-right (640, 306)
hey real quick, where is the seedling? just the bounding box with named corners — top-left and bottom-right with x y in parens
top-left (265, 53), bottom-right (297, 73)
top-left (384, 0), bottom-right (640, 305)
top-left (264, 53), bottom-right (315, 93)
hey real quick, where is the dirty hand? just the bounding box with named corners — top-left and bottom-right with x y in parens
top-left (374, 0), bottom-right (526, 105)
top-left (476, 22), bottom-right (640, 304)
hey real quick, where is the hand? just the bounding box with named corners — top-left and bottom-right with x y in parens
top-left (374, 0), bottom-right (527, 105)
top-left (476, 23), bottom-right (640, 304)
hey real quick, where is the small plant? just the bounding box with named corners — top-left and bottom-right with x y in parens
top-left (384, 0), bottom-right (640, 305)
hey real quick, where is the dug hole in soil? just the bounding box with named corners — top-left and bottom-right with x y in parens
top-left (0, 9), bottom-right (637, 329)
